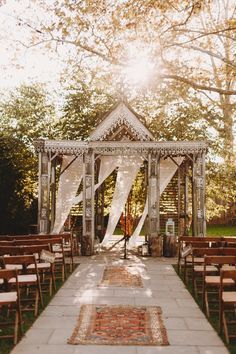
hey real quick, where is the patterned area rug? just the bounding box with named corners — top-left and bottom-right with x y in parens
top-left (99, 265), bottom-right (143, 287)
top-left (68, 305), bottom-right (169, 346)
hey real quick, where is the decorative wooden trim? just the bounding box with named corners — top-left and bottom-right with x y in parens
top-left (89, 103), bottom-right (154, 141)
top-left (34, 140), bottom-right (208, 156)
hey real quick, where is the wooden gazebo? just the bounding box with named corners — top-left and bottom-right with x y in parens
top-left (34, 102), bottom-right (208, 255)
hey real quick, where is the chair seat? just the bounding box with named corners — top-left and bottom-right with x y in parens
top-left (9, 274), bottom-right (37, 284)
top-left (186, 256), bottom-right (204, 263)
top-left (205, 276), bottom-right (235, 285)
top-left (27, 263), bottom-right (50, 270)
top-left (54, 253), bottom-right (63, 259)
top-left (6, 264), bottom-right (23, 270)
top-left (222, 291), bottom-right (236, 303)
top-left (194, 257), bottom-right (204, 263)
top-left (222, 265), bottom-right (236, 270)
top-left (0, 291), bottom-right (17, 304)
top-left (194, 265), bottom-right (217, 272)
top-left (63, 246), bottom-right (72, 251)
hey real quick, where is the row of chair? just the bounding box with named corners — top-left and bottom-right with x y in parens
top-left (0, 233), bottom-right (77, 345)
top-left (0, 254), bottom-right (45, 344)
top-left (178, 241), bottom-right (236, 343)
top-left (177, 236), bottom-right (236, 274)
top-left (0, 232), bottom-right (75, 269)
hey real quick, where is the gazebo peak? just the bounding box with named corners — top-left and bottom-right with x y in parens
top-left (89, 102), bottom-right (154, 142)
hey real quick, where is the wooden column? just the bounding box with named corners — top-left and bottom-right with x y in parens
top-left (50, 156), bottom-right (57, 232)
top-left (38, 152), bottom-right (50, 233)
top-left (178, 159), bottom-right (189, 236)
top-left (82, 149), bottom-right (94, 255)
top-left (192, 153), bottom-right (206, 236)
top-left (184, 160), bottom-right (189, 235)
top-left (94, 158), bottom-right (104, 242)
top-left (96, 184), bottom-right (105, 242)
top-left (148, 153), bottom-right (161, 256)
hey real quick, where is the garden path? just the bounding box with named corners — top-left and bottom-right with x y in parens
top-left (11, 251), bottom-right (229, 354)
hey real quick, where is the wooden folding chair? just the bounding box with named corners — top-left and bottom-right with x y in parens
top-left (14, 237), bottom-right (66, 279)
top-left (220, 269), bottom-right (236, 343)
top-left (183, 242), bottom-right (213, 283)
top-left (60, 233), bottom-right (74, 272)
top-left (202, 255), bottom-right (236, 318)
top-left (191, 248), bottom-right (220, 297)
top-left (19, 245), bottom-right (56, 296)
top-left (2, 255), bottom-right (43, 317)
top-left (0, 268), bottom-right (22, 344)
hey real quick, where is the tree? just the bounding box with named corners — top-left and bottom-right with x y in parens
top-left (1, 1), bottom-right (235, 223)
top-left (12, 0), bottom-right (235, 157)
top-left (0, 134), bottom-right (37, 234)
top-left (0, 84), bottom-right (56, 233)
top-left (54, 80), bottom-right (114, 140)
top-left (0, 84), bottom-right (56, 145)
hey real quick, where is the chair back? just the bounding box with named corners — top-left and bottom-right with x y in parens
top-left (192, 247), bottom-right (222, 257)
top-left (204, 255), bottom-right (236, 266)
top-left (0, 245), bottom-right (21, 256)
top-left (3, 254), bottom-right (37, 268)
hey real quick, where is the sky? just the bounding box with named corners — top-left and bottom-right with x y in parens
top-left (0, 1), bottom-right (63, 90)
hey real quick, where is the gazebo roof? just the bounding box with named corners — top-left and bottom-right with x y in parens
top-left (34, 102), bottom-right (208, 156)
top-left (89, 102), bottom-right (154, 142)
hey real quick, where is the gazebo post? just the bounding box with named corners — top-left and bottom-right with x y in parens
top-left (148, 153), bottom-right (161, 256)
top-left (178, 159), bottom-right (190, 236)
top-left (192, 153), bottom-right (206, 236)
top-left (38, 150), bottom-right (50, 233)
top-left (50, 156), bottom-right (57, 232)
top-left (82, 149), bottom-right (95, 255)
top-left (184, 160), bottom-right (189, 235)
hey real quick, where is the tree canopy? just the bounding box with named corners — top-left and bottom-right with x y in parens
top-left (0, 84), bottom-right (56, 233)
top-left (11, 0), bottom-right (234, 157)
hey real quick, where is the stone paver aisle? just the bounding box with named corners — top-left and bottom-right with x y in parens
top-left (11, 253), bottom-right (229, 354)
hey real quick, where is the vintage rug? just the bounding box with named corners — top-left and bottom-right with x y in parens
top-left (68, 304), bottom-right (169, 346)
top-left (99, 265), bottom-right (143, 287)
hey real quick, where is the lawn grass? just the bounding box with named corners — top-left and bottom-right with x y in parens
top-left (114, 224), bottom-right (236, 237)
top-left (206, 224), bottom-right (236, 236)
top-left (0, 263), bottom-right (77, 354)
top-left (174, 264), bottom-right (236, 354)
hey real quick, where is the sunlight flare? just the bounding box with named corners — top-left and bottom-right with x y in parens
top-left (124, 56), bottom-right (155, 86)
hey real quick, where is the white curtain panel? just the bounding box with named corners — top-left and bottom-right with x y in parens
top-left (128, 157), bottom-right (184, 248)
top-left (101, 156), bottom-right (143, 246)
top-left (72, 155), bottom-right (118, 205)
top-left (52, 155), bottom-right (83, 234)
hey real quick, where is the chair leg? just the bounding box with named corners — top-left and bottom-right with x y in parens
top-left (34, 289), bottom-right (39, 317)
top-left (14, 310), bottom-right (19, 345)
top-left (202, 280), bottom-right (206, 310)
top-left (52, 267), bottom-right (56, 291)
top-left (205, 290), bottom-right (210, 317)
top-left (38, 282), bottom-right (43, 308)
top-left (223, 311), bottom-right (229, 344)
top-left (183, 258), bottom-right (187, 283)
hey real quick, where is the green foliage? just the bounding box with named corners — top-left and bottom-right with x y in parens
top-left (0, 84), bottom-right (56, 234)
top-left (206, 161), bottom-right (236, 222)
top-left (55, 81), bottom-right (114, 140)
top-left (0, 135), bottom-right (37, 234)
top-left (0, 84), bottom-right (56, 144)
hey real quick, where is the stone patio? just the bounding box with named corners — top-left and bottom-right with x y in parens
top-left (11, 252), bottom-right (229, 354)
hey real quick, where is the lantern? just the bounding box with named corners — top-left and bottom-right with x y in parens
top-left (165, 218), bottom-right (175, 236)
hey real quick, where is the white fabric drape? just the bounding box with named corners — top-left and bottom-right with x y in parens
top-left (52, 155), bottom-right (83, 234)
top-left (72, 156), bottom-right (118, 205)
top-left (101, 156), bottom-right (143, 246)
top-left (128, 157), bottom-right (184, 247)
